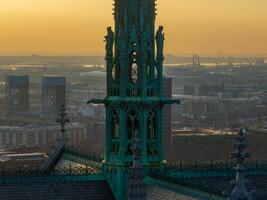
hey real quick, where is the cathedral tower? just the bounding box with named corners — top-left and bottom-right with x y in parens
top-left (89, 0), bottom-right (179, 199)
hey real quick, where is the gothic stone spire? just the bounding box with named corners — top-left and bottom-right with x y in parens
top-left (128, 131), bottom-right (146, 200)
top-left (228, 128), bottom-right (253, 200)
top-left (39, 104), bottom-right (69, 173)
top-left (88, 1), bottom-right (179, 199)
top-left (56, 104), bottom-right (70, 142)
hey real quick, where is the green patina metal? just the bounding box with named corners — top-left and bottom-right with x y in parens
top-left (61, 153), bottom-right (102, 169)
top-left (160, 160), bottom-right (267, 178)
top-left (147, 162), bottom-right (267, 198)
top-left (165, 170), bottom-right (235, 179)
top-left (65, 146), bottom-right (103, 163)
top-left (149, 160), bottom-right (267, 180)
top-left (144, 176), bottom-right (225, 200)
top-left (0, 174), bottom-right (106, 185)
top-left (165, 159), bottom-right (267, 171)
top-left (163, 168), bottom-right (267, 179)
top-left (0, 166), bottom-right (101, 177)
top-left (88, 1), bottom-right (179, 199)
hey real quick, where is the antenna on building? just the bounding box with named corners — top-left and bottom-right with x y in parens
top-left (227, 128), bottom-right (253, 200)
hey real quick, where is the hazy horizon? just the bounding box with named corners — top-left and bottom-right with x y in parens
top-left (0, 52), bottom-right (266, 57)
top-left (0, 0), bottom-right (267, 56)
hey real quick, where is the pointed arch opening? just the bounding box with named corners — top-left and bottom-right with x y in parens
top-left (111, 109), bottom-right (119, 139)
top-left (147, 109), bottom-right (157, 139)
top-left (110, 108), bottom-right (120, 153)
top-left (126, 109), bottom-right (139, 154)
top-left (129, 50), bottom-right (138, 84)
top-left (147, 109), bottom-right (158, 155)
top-left (146, 52), bottom-right (152, 81)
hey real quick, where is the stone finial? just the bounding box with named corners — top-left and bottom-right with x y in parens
top-left (56, 104), bottom-right (70, 142)
top-left (39, 104), bottom-right (69, 173)
top-left (128, 131), bottom-right (146, 200)
top-left (228, 128), bottom-right (253, 200)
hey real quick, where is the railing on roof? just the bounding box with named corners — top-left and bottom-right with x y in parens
top-left (61, 153), bottom-right (103, 170)
top-left (149, 171), bottom-right (229, 197)
top-left (65, 146), bottom-right (103, 163)
top-left (0, 173), bottom-right (106, 185)
top-left (148, 159), bottom-right (267, 197)
top-left (0, 165), bottom-right (102, 178)
top-left (165, 159), bottom-right (267, 172)
top-left (145, 176), bottom-right (225, 200)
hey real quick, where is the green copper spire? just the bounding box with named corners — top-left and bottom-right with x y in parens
top-left (88, 0), bottom-right (179, 199)
top-left (107, 0), bottom-right (160, 98)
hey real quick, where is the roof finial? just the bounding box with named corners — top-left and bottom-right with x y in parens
top-left (128, 131), bottom-right (146, 200)
top-left (56, 104), bottom-right (70, 142)
top-left (39, 104), bottom-right (69, 173)
top-left (228, 128), bottom-right (253, 200)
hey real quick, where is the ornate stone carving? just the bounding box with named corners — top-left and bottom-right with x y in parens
top-left (105, 26), bottom-right (115, 57)
top-left (155, 26), bottom-right (165, 56)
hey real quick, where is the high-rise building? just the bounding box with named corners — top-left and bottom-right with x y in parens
top-left (41, 76), bottom-right (66, 114)
top-left (5, 75), bottom-right (29, 112)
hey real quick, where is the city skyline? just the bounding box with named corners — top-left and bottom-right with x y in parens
top-left (0, 0), bottom-right (267, 56)
top-left (0, 1), bottom-right (267, 199)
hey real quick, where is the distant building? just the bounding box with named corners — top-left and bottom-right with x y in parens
top-left (41, 76), bottom-right (66, 114)
top-left (169, 129), bottom-right (267, 163)
top-left (0, 152), bottom-right (46, 168)
top-left (0, 124), bottom-right (86, 150)
top-left (5, 75), bottom-right (29, 112)
top-left (163, 77), bottom-right (173, 161)
top-left (183, 85), bottom-right (196, 95)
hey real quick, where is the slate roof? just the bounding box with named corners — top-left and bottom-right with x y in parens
top-left (189, 175), bottom-right (267, 200)
top-left (150, 167), bottom-right (267, 200)
top-left (146, 185), bottom-right (197, 200)
top-left (144, 173), bottom-right (267, 200)
top-left (2, 147), bottom-right (267, 200)
top-left (0, 176), bottom-right (114, 200)
top-left (145, 176), bottom-right (224, 200)
top-left (0, 148), bottom-right (112, 200)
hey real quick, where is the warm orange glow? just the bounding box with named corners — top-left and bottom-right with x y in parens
top-left (0, 0), bottom-right (266, 55)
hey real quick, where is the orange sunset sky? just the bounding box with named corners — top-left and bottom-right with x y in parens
top-left (0, 0), bottom-right (266, 56)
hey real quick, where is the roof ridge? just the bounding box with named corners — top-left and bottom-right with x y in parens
top-left (144, 176), bottom-right (225, 200)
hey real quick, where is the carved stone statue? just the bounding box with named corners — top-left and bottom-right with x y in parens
top-left (105, 26), bottom-right (115, 56)
top-left (155, 26), bottom-right (165, 56)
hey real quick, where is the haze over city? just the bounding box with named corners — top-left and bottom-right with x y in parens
top-left (0, 0), bottom-right (267, 56)
top-left (1, 0), bottom-right (267, 199)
